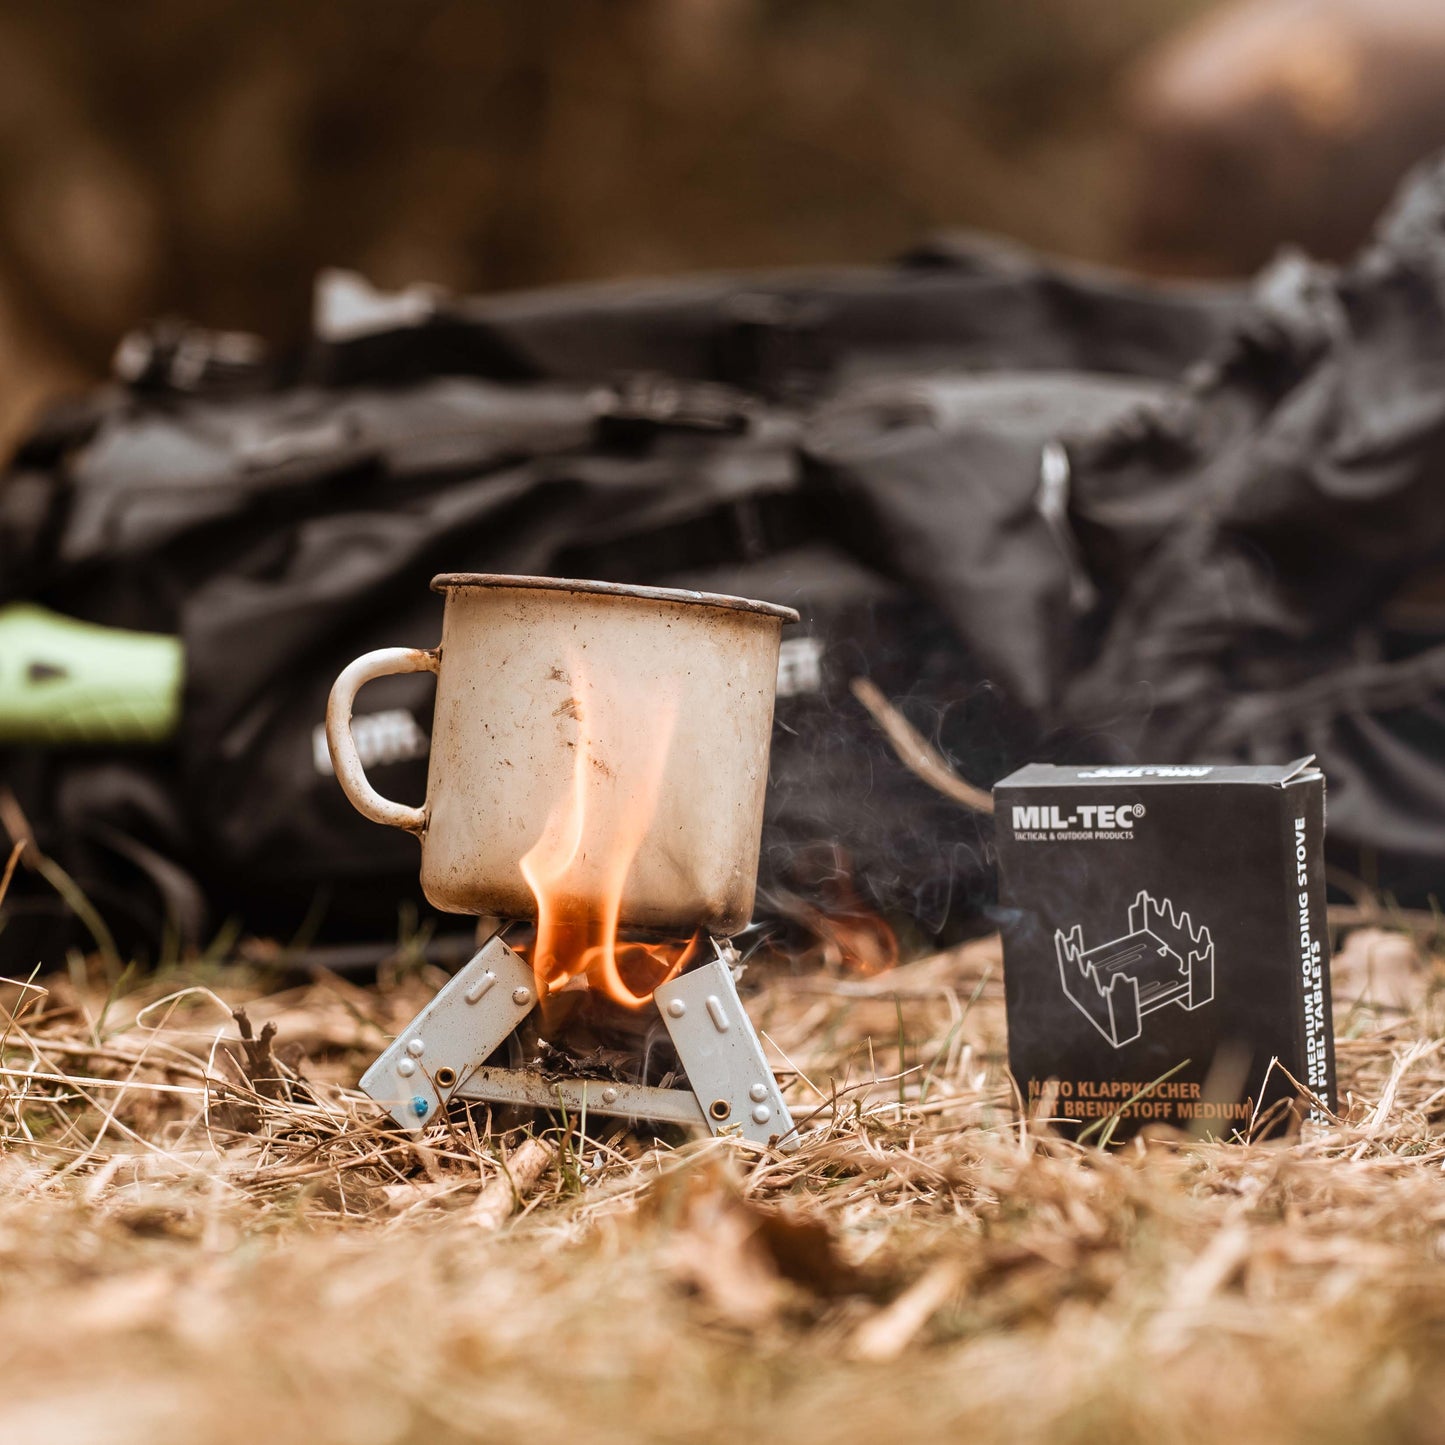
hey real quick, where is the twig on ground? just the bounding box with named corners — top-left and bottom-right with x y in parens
top-left (847, 1258), bottom-right (966, 1361)
top-left (471, 1136), bottom-right (558, 1230)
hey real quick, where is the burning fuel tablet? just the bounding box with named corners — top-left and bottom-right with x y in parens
top-left (993, 758), bottom-right (1334, 1139)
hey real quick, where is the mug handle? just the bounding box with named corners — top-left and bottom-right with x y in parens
top-left (325, 647), bottom-right (439, 835)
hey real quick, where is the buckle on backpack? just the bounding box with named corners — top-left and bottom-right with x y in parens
top-left (113, 320), bottom-right (269, 394)
top-left (594, 373), bottom-right (754, 443)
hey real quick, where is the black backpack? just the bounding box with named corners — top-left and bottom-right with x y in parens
top-left (0, 238), bottom-right (1240, 967)
top-left (16, 157), bottom-right (1445, 966)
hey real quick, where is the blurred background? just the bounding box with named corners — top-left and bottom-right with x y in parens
top-left (10, 0), bottom-right (1445, 967)
top-left (6, 0), bottom-right (1445, 444)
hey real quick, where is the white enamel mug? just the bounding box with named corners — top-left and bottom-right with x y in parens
top-left (325, 574), bottom-right (798, 936)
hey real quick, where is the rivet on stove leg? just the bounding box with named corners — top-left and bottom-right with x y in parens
top-left (666, 999), bottom-right (688, 1019)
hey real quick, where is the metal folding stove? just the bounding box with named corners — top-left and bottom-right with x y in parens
top-left (361, 932), bottom-right (798, 1150)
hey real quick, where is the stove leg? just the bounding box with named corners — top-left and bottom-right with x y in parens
top-left (359, 933), bottom-right (538, 1132)
top-left (655, 948), bottom-right (798, 1151)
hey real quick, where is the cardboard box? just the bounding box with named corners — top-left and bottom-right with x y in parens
top-left (994, 758), bottom-right (1334, 1138)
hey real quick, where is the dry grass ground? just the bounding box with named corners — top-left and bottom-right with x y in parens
top-left (2, 915), bottom-right (1445, 1445)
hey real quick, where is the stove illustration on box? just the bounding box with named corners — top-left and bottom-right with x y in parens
top-left (1055, 891), bottom-right (1214, 1049)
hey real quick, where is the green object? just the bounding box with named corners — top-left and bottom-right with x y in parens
top-left (0, 603), bottom-right (183, 744)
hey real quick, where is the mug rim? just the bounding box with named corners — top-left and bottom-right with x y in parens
top-left (430, 572), bottom-right (800, 623)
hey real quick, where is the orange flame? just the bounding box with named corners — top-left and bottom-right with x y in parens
top-left (519, 656), bottom-right (698, 1009)
top-left (770, 846), bottom-right (899, 976)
